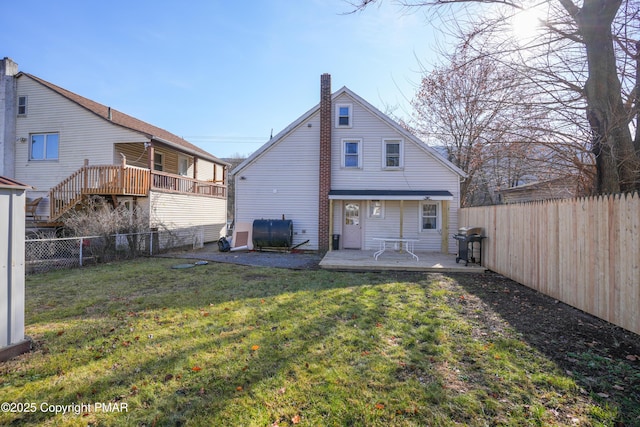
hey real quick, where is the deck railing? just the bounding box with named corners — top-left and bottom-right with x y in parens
top-left (49, 164), bottom-right (150, 220)
top-left (49, 164), bottom-right (225, 221)
top-left (151, 171), bottom-right (226, 198)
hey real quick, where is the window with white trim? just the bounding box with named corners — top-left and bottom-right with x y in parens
top-left (336, 103), bottom-right (352, 128)
top-left (30, 133), bottom-right (59, 160)
top-left (18, 96), bottom-right (27, 116)
top-left (420, 201), bottom-right (439, 230)
top-left (368, 200), bottom-right (384, 218)
top-left (383, 139), bottom-right (403, 168)
top-left (342, 139), bottom-right (361, 168)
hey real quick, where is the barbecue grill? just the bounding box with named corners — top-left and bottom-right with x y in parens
top-left (453, 227), bottom-right (485, 266)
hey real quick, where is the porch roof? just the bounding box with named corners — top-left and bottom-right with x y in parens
top-left (328, 190), bottom-right (453, 201)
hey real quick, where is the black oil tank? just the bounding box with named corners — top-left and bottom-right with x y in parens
top-left (252, 219), bottom-right (293, 249)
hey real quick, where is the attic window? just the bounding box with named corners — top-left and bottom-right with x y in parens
top-left (17, 96), bottom-right (27, 116)
top-left (336, 104), bottom-right (352, 128)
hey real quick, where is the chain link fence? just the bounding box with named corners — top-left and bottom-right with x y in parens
top-left (25, 226), bottom-right (205, 274)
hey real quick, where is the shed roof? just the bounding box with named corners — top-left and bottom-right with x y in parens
top-left (0, 176), bottom-right (32, 190)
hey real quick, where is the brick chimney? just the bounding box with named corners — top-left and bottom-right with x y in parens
top-left (318, 73), bottom-right (332, 252)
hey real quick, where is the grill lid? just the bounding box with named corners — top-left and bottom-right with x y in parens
top-left (457, 226), bottom-right (484, 236)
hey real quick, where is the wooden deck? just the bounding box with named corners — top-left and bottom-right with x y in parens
top-left (320, 249), bottom-right (487, 273)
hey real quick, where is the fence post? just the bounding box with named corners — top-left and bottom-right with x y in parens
top-left (79, 237), bottom-right (83, 267)
top-left (149, 228), bottom-right (159, 255)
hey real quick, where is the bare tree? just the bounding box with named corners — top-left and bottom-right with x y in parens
top-left (64, 196), bottom-right (151, 259)
top-left (409, 47), bottom-right (561, 205)
top-left (348, 0), bottom-right (640, 194)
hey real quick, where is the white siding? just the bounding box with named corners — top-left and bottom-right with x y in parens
top-left (149, 191), bottom-right (227, 243)
top-left (235, 89), bottom-right (462, 253)
top-left (15, 77), bottom-right (148, 187)
top-left (15, 77), bottom-right (147, 215)
top-left (234, 112), bottom-right (321, 250)
top-left (332, 200), bottom-right (456, 252)
top-left (331, 92), bottom-right (461, 253)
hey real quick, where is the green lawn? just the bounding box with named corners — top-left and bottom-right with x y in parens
top-left (0, 258), bottom-right (629, 426)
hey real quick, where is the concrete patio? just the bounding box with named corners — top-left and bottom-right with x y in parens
top-left (319, 249), bottom-right (487, 273)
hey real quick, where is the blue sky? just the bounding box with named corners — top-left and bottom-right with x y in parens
top-left (2, 1), bottom-right (443, 158)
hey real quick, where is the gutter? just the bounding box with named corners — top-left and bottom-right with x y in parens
top-left (151, 135), bottom-right (230, 166)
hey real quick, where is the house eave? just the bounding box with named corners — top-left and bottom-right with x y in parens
top-left (328, 190), bottom-right (453, 201)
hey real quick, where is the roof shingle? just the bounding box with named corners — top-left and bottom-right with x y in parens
top-left (19, 73), bottom-right (225, 164)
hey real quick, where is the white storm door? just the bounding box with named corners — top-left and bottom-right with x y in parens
top-left (343, 202), bottom-right (362, 249)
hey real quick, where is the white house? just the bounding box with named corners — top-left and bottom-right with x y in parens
top-left (232, 74), bottom-right (466, 253)
top-left (0, 57), bottom-right (228, 243)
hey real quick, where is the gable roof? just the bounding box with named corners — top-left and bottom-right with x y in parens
top-left (232, 86), bottom-right (466, 177)
top-left (17, 73), bottom-right (227, 165)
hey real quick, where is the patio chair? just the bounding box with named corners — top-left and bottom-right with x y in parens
top-left (25, 197), bottom-right (43, 221)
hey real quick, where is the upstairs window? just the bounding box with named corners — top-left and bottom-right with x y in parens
top-left (30, 133), bottom-right (58, 160)
top-left (154, 152), bottom-right (164, 171)
top-left (336, 104), bottom-right (352, 128)
top-left (18, 96), bottom-right (27, 116)
top-left (178, 156), bottom-right (189, 176)
top-left (343, 139), bottom-right (361, 168)
top-left (383, 139), bottom-right (403, 168)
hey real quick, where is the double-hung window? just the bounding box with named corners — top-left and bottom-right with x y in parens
top-left (178, 156), bottom-right (190, 176)
top-left (336, 103), bottom-right (352, 128)
top-left (154, 152), bottom-right (164, 171)
top-left (368, 200), bottom-right (384, 218)
top-left (421, 202), bottom-right (439, 230)
top-left (30, 133), bottom-right (59, 160)
top-left (383, 139), bottom-right (403, 169)
top-left (18, 96), bottom-right (27, 116)
top-left (343, 139), bottom-right (361, 168)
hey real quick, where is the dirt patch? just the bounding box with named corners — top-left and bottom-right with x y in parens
top-left (451, 272), bottom-right (640, 423)
top-left (452, 272), bottom-right (639, 359)
top-left (162, 244), bottom-right (322, 270)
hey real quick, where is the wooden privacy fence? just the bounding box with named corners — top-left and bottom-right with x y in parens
top-left (460, 193), bottom-right (640, 335)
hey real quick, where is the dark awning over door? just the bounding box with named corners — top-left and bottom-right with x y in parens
top-left (328, 190), bottom-right (453, 201)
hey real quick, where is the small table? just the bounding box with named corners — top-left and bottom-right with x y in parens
top-left (373, 238), bottom-right (419, 261)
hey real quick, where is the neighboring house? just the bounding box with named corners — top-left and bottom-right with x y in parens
top-left (496, 176), bottom-right (582, 204)
top-left (0, 58), bottom-right (228, 242)
top-left (232, 74), bottom-right (466, 252)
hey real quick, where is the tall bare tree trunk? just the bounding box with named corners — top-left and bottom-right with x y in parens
top-left (576, 0), bottom-right (639, 192)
